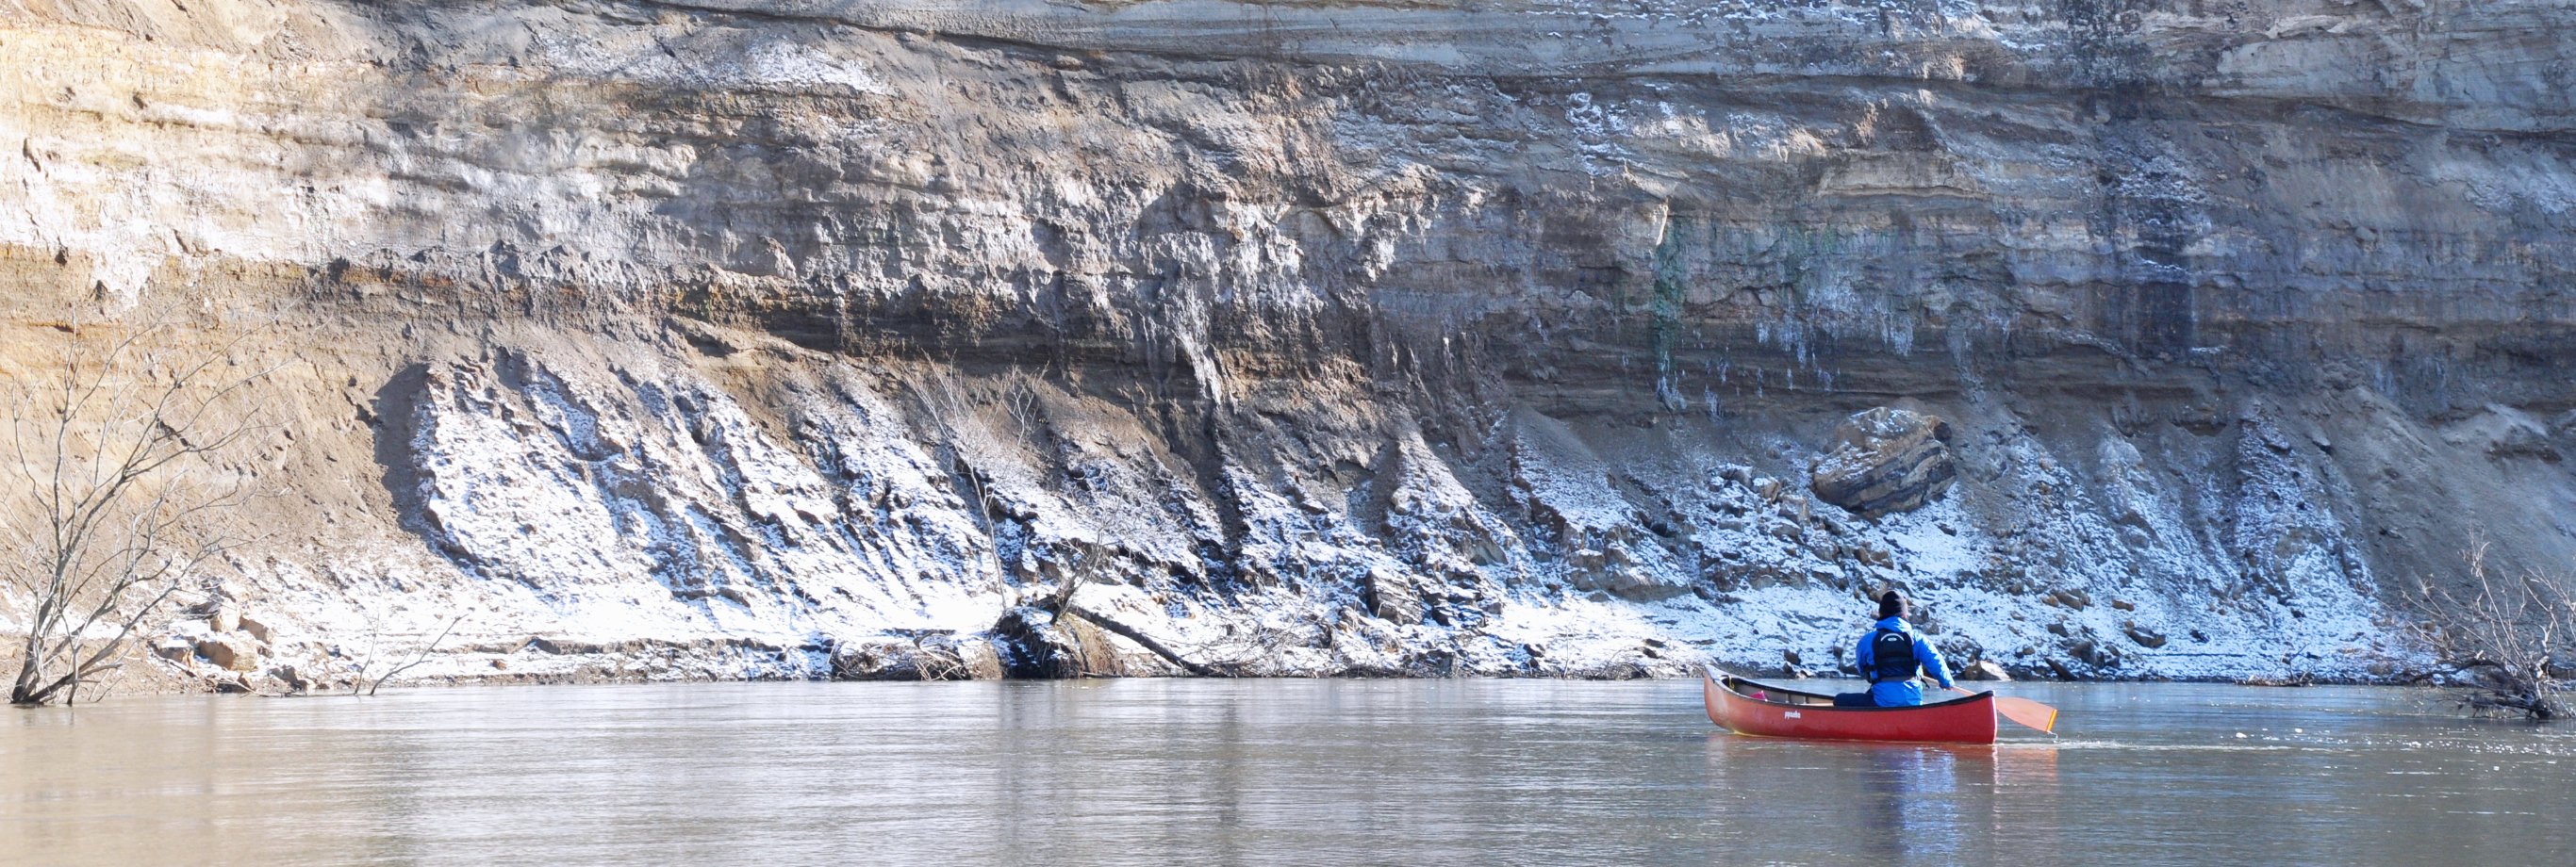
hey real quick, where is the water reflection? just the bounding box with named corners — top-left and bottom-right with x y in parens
top-left (1990, 745), bottom-right (2060, 864)
top-left (1699, 740), bottom-right (2058, 866)
top-left (1858, 745), bottom-right (1969, 863)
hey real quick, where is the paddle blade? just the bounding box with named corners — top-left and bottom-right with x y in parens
top-left (1992, 696), bottom-right (2058, 733)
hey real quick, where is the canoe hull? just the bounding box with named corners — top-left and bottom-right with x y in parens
top-left (1702, 668), bottom-right (1997, 744)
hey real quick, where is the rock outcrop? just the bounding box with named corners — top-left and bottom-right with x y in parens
top-left (831, 633), bottom-right (1002, 681)
top-left (194, 634), bottom-right (258, 673)
top-left (3, 1), bottom-right (2573, 685)
top-left (1957, 661), bottom-right (2012, 682)
top-left (1810, 408), bottom-right (1958, 518)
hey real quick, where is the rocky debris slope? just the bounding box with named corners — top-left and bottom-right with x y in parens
top-left (3, 1), bottom-right (2573, 688)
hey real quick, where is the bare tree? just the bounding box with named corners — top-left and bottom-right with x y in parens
top-left (2, 305), bottom-right (276, 706)
top-left (346, 614), bottom-right (463, 696)
top-left (2408, 539), bottom-right (2571, 721)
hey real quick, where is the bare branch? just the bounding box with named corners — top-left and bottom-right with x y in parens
top-left (6, 302), bottom-right (280, 706)
top-left (364, 616), bottom-right (463, 696)
top-left (2403, 535), bottom-right (2571, 721)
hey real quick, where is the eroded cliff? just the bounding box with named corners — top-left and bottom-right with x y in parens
top-left (4, 0), bottom-right (2572, 687)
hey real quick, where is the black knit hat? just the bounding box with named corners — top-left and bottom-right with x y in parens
top-left (1877, 591), bottom-right (1907, 619)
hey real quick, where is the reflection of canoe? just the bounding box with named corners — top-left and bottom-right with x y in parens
top-left (1703, 667), bottom-right (1997, 744)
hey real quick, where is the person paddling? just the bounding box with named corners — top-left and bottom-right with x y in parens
top-left (1835, 591), bottom-right (1954, 708)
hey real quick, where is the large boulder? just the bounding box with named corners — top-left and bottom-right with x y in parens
top-left (1809, 407), bottom-right (1957, 517)
top-left (1956, 660), bottom-right (2012, 681)
top-left (237, 613), bottom-right (273, 644)
top-left (195, 633), bottom-right (259, 672)
top-left (992, 608), bottom-right (1090, 679)
top-left (831, 638), bottom-right (930, 679)
top-left (153, 637), bottom-right (196, 663)
top-left (1362, 566), bottom-right (1427, 626)
top-left (2122, 620), bottom-right (2170, 648)
top-left (831, 632), bottom-right (1000, 680)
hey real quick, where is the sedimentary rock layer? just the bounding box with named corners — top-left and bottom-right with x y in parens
top-left (2, 0), bottom-right (2571, 687)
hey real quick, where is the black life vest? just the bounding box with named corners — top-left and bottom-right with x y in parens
top-left (1868, 628), bottom-right (1919, 682)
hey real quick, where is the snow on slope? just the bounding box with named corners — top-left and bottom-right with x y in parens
top-left (190, 328), bottom-right (2418, 689)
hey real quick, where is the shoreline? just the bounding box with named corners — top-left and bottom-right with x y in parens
top-left (68, 654), bottom-right (2465, 703)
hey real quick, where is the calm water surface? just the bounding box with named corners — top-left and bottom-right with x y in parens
top-left (5, 679), bottom-right (2570, 866)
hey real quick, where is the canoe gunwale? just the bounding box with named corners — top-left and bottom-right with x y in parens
top-left (1711, 672), bottom-right (1992, 711)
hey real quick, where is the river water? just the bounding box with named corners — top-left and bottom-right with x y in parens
top-left (4, 679), bottom-right (2569, 866)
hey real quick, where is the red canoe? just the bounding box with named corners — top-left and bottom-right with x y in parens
top-left (1702, 667), bottom-right (1998, 744)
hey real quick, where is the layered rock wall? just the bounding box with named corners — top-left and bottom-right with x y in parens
top-left (3, 0), bottom-right (2572, 686)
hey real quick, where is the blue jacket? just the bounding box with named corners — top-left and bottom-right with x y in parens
top-left (1854, 616), bottom-right (1953, 707)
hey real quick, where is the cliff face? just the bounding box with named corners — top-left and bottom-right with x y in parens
top-left (4, 0), bottom-right (2572, 686)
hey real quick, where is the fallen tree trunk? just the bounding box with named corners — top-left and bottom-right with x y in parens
top-left (2461, 689), bottom-right (2564, 721)
top-left (1065, 605), bottom-right (1225, 677)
